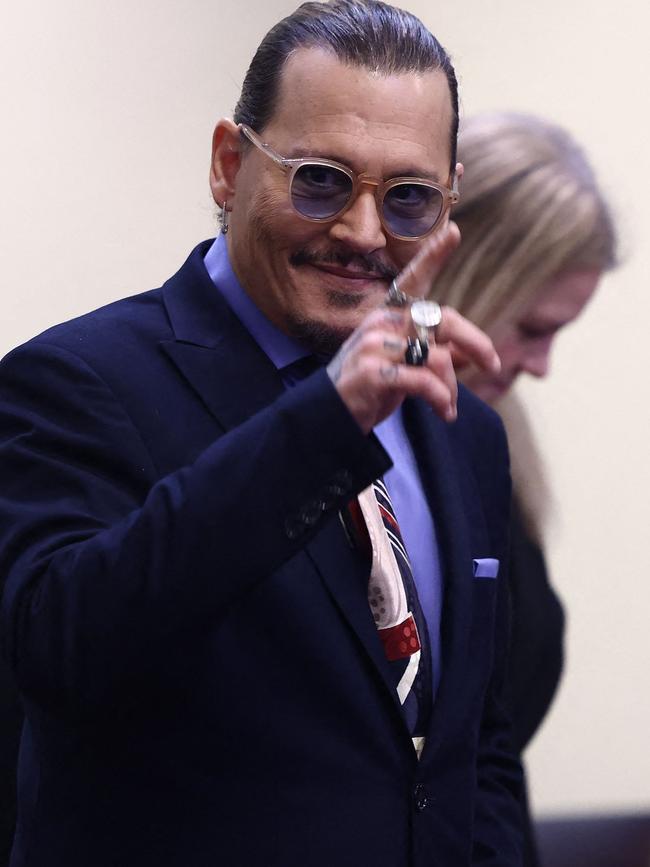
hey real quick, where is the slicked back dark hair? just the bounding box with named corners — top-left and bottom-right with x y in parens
top-left (233, 0), bottom-right (459, 174)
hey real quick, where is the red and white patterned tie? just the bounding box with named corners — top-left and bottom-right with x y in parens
top-left (353, 480), bottom-right (432, 755)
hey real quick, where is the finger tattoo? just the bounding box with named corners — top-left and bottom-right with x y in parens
top-left (382, 310), bottom-right (405, 328)
top-left (379, 364), bottom-right (399, 383)
top-left (383, 338), bottom-right (404, 353)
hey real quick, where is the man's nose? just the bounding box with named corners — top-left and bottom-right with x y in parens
top-left (327, 189), bottom-right (387, 253)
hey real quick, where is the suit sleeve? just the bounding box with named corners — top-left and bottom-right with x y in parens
top-left (470, 412), bottom-right (524, 865)
top-left (0, 341), bottom-right (389, 714)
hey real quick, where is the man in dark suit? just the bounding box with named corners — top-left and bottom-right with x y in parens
top-left (0, 2), bottom-right (522, 864)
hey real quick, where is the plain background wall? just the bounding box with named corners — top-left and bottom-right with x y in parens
top-left (1, 0), bottom-right (648, 819)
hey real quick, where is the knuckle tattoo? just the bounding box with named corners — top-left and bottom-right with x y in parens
top-left (379, 364), bottom-right (399, 383)
top-left (383, 310), bottom-right (404, 327)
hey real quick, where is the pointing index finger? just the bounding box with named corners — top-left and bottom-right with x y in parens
top-left (393, 222), bottom-right (461, 300)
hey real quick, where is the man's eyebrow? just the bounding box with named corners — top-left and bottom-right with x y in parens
top-left (393, 166), bottom-right (445, 183)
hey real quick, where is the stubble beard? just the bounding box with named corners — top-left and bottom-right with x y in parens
top-left (248, 207), bottom-right (394, 356)
top-left (286, 243), bottom-right (396, 356)
top-left (286, 283), bottom-right (377, 356)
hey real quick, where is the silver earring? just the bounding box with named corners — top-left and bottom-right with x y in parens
top-left (221, 201), bottom-right (230, 235)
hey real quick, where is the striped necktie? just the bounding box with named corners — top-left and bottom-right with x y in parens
top-left (353, 480), bottom-right (432, 755)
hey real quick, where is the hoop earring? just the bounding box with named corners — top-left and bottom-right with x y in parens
top-left (221, 200), bottom-right (230, 235)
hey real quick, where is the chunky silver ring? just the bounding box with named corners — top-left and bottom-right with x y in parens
top-left (404, 337), bottom-right (428, 366)
top-left (410, 300), bottom-right (442, 345)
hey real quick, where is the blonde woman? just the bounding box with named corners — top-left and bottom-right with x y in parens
top-left (434, 112), bottom-right (617, 865)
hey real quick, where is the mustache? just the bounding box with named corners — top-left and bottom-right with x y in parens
top-left (289, 247), bottom-right (397, 280)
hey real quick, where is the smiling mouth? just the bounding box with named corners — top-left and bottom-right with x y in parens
top-left (305, 263), bottom-right (391, 294)
top-left (290, 246), bottom-right (395, 285)
top-left (313, 263), bottom-right (385, 280)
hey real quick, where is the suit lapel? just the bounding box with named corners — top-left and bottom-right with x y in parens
top-left (159, 242), bottom-right (286, 430)
top-left (305, 520), bottom-right (409, 723)
top-left (160, 335), bottom-right (285, 432)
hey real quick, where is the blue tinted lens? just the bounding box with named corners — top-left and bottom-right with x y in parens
top-left (383, 183), bottom-right (443, 237)
top-left (291, 164), bottom-right (353, 219)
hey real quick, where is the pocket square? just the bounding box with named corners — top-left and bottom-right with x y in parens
top-left (473, 558), bottom-right (500, 579)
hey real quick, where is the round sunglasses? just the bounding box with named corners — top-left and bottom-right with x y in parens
top-left (239, 124), bottom-right (459, 241)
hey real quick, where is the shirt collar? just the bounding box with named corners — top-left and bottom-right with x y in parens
top-left (203, 234), bottom-right (309, 371)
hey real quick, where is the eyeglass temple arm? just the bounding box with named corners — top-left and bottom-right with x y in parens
top-left (239, 124), bottom-right (287, 168)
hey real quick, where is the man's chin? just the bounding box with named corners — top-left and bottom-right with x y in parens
top-left (325, 287), bottom-right (370, 310)
top-left (286, 289), bottom-right (383, 356)
top-left (286, 315), bottom-right (356, 357)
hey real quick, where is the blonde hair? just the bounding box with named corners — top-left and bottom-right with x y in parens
top-left (435, 112), bottom-right (617, 332)
top-left (435, 113), bottom-right (617, 540)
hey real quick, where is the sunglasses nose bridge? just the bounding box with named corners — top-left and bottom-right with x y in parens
top-left (353, 174), bottom-right (389, 221)
top-left (356, 174), bottom-right (381, 188)
top-left (356, 174), bottom-right (383, 202)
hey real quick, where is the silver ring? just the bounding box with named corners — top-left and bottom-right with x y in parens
top-left (404, 337), bottom-right (428, 366)
top-left (410, 300), bottom-right (442, 345)
top-left (386, 278), bottom-right (410, 308)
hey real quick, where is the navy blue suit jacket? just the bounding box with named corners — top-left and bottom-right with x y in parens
top-left (0, 242), bottom-right (522, 866)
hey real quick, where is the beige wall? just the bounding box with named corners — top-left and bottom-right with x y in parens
top-left (2, 0), bottom-right (648, 818)
top-left (0, 0), bottom-right (296, 353)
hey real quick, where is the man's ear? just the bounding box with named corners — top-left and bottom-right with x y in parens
top-left (440, 163), bottom-right (464, 230)
top-left (209, 119), bottom-right (242, 207)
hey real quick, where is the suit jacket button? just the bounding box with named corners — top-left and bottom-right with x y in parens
top-left (284, 516), bottom-right (303, 539)
top-left (413, 784), bottom-right (429, 812)
top-left (329, 469), bottom-right (353, 496)
top-left (300, 501), bottom-right (323, 526)
top-left (318, 492), bottom-right (336, 511)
